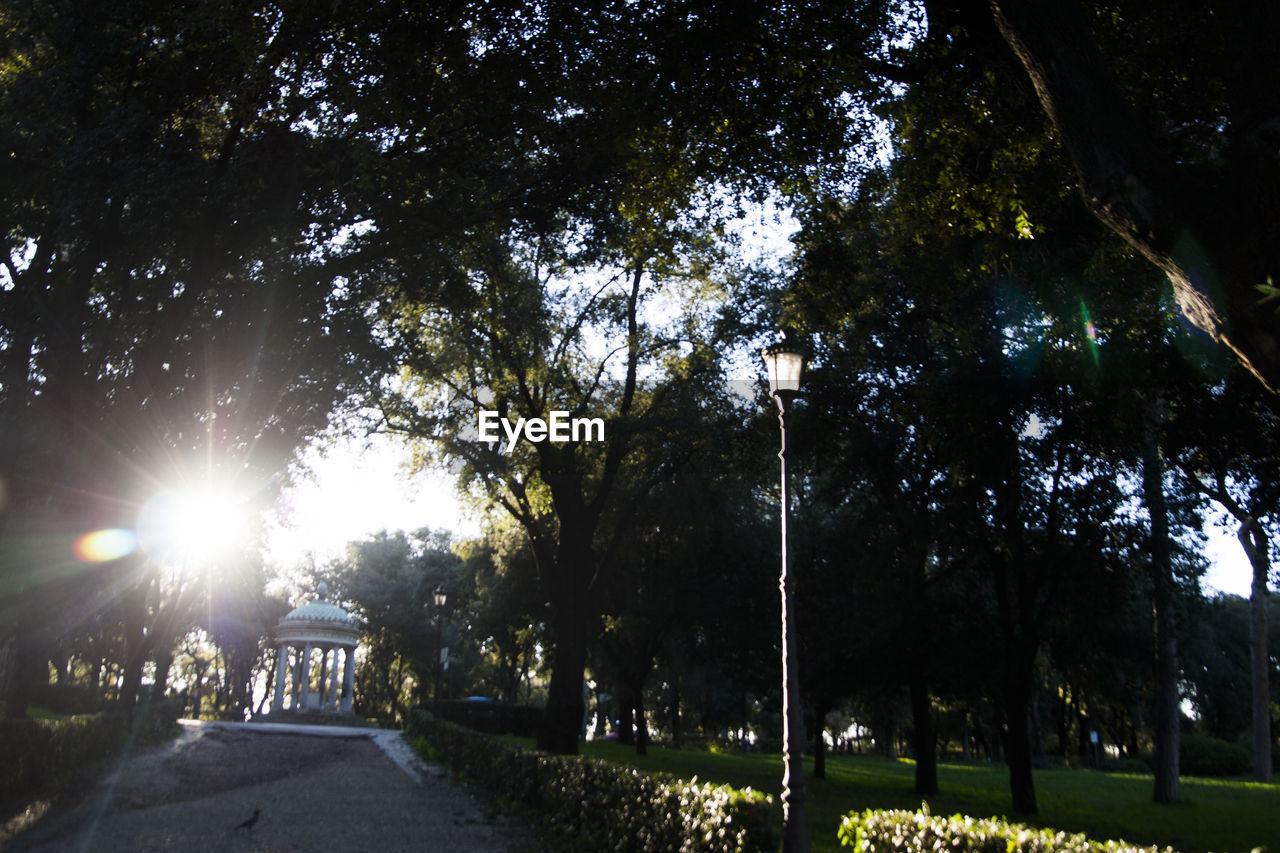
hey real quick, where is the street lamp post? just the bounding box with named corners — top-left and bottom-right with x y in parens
top-left (762, 329), bottom-right (809, 853)
top-left (434, 585), bottom-right (447, 715)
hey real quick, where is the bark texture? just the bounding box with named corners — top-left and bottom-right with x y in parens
top-left (1240, 518), bottom-right (1274, 783)
top-left (989, 1), bottom-right (1280, 392)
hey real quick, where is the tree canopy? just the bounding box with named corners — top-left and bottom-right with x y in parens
top-left (2, 1), bottom-right (1278, 830)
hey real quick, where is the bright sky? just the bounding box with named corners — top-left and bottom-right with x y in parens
top-left (263, 433), bottom-right (477, 569)
top-left (1202, 512), bottom-right (1255, 598)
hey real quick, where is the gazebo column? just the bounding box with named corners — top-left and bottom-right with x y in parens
top-left (327, 648), bottom-right (341, 711)
top-left (317, 646), bottom-right (331, 711)
top-left (298, 642), bottom-right (313, 709)
top-left (291, 647), bottom-right (303, 708)
top-left (272, 643), bottom-right (289, 712)
top-left (340, 646), bottom-right (356, 713)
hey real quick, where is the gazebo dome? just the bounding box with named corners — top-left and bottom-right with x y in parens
top-left (280, 597), bottom-right (357, 626)
top-left (275, 583), bottom-right (360, 644)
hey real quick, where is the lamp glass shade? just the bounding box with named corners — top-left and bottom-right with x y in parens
top-left (434, 587), bottom-right (447, 607)
top-left (762, 344), bottom-right (806, 396)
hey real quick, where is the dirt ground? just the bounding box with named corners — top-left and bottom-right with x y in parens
top-left (2, 722), bottom-right (542, 852)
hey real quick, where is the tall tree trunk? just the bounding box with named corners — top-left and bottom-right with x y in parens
top-left (2, 633), bottom-right (43, 719)
top-left (151, 648), bottom-right (175, 703)
top-left (88, 657), bottom-right (101, 695)
top-left (1054, 688), bottom-right (1070, 760)
top-left (880, 711), bottom-right (897, 759)
top-left (0, 511), bottom-right (74, 718)
top-left (670, 675), bottom-right (682, 749)
top-left (118, 579), bottom-right (150, 708)
top-left (52, 647), bottom-right (70, 686)
top-left (254, 655), bottom-right (272, 717)
top-left (1182, 467), bottom-right (1274, 783)
top-left (501, 648), bottom-right (520, 705)
top-left (618, 688), bottom-right (635, 746)
top-left (1142, 415), bottom-right (1181, 804)
top-left (1130, 675), bottom-right (1145, 760)
top-left (537, 606), bottom-right (588, 755)
top-left (1002, 649), bottom-right (1038, 814)
top-left (813, 699), bottom-right (828, 781)
top-left (989, 532), bottom-right (1039, 814)
top-left (635, 686), bottom-right (648, 757)
top-left (1, 274), bottom-right (100, 718)
top-left (1240, 517), bottom-right (1273, 782)
top-left (910, 676), bottom-right (939, 795)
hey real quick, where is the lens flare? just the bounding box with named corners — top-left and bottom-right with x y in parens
top-left (73, 528), bottom-right (138, 563)
top-left (1081, 300), bottom-right (1100, 365)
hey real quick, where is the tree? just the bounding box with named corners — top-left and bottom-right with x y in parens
top-left (0, 0), bottom-right (901, 721)
top-left (595, 431), bottom-right (764, 756)
top-left (645, 422), bottom-right (779, 750)
top-left (788, 2), bottom-right (1267, 806)
top-left (0, 0), bottom-right (380, 716)
top-left (319, 529), bottom-right (460, 722)
top-left (786, 330), bottom-right (965, 795)
top-left (1181, 594), bottom-right (1280, 744)
top-left (924, 1), bottom-right (1280, 391)
top-left (375, 222), bottom-right (747, 753)
top-left (1174, 369), bottom-right (1280, 782)
top-left (204, 556), bottom-right (287, 719)
top-left (455, 529), bottom-right (544, 706)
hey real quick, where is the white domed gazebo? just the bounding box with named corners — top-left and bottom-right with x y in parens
top-left (270, 583), bottom-right (361, 715)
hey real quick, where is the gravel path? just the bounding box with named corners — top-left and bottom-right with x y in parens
top-left (4, 720), bottom-right (542, 852)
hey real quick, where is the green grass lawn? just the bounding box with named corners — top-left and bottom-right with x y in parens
top-left (501, 738), bottom-right (1277, 852)
top-left (0, 703), bottom-right (72, 721)
top-left (24, 706), bottom-right (72, 722)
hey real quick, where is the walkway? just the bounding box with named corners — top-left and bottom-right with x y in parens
top-left (5, 719), bottom-right (540, 852)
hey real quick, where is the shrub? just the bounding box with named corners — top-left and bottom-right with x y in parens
top-left (1102, 756), bottom-right (1153, 775)
top-left (0, 700), bottom-right (181, 803)
top-left (407, 709), bottom-right (774, 852)
top-left (674, 734), bottom-right (758, 754)
top-left (838, 804), bottom-right (1178, 852)
top-left (1180, 733), bottom-right (1252, 778)
top-left (31, 684), bottom-right (105, 715)
top-left (425, 700), bottom-right (543, 738)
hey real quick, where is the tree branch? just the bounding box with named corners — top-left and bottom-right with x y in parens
top-left (987, 0), bottom-right (1280, 390)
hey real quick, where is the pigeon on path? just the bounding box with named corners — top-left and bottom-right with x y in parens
top-left (234, 809), bottom-right (260, 833)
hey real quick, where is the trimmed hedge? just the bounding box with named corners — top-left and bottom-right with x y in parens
top-left (0, 700), bottom-right (181, 803)
top-left (1101, 757), bottom-right (1153, 775)
top-left (1180, 733), bottom-right (1252, 778)
top-left (838, 804), bottom-right (1177, 852)
top-left (407, 709), bottom-right (774, 852)
top-left (429, 700), bottom-right (543, 738)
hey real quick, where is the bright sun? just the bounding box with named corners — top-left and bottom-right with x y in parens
top-left (137, 487), bottom-right (245, 564)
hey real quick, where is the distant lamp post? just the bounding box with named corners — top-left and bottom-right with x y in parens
top-left (762, 329), bottom-right (809, 853)
top-left (433, 585), bottom-right (447, 714)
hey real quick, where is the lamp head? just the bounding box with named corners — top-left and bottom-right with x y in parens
top-left (761, 328), bottom-right (807, 401)
top-left (434, 585), bottom-right (447, 608)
